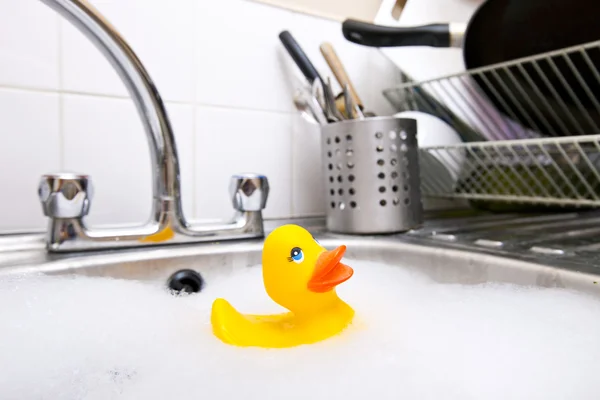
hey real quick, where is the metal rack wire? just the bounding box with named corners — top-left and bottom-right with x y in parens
top-left (383, 40), bottom-right (600, 208)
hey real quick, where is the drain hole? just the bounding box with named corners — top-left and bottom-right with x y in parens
top-left (350, 201), bottom-right (357, 208)
top-left (378, 172), bottom-right (385, 179)
top-left (349, 188), bottom-right (356, 195)
top-left (167, 269), bottom-right (204, 295)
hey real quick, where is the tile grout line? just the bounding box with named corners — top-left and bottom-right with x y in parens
top-left (191, 0), bottom-right (198, 219)
top-left (191, 107), bottom-right (198, 220)
top-left (57, 17), bottom-right (65, 170)
top-left (289, 114), bottom-right (296, 217)
top-left (0, 81), bottom-right (298, 116)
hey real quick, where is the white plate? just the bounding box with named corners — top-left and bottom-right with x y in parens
top-left (395, 110), bottom-right (465, 193)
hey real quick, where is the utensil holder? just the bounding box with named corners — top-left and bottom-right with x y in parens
top-left (320, 116), bottom-right (423, 234)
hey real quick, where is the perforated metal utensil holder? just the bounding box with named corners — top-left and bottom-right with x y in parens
top-left (321, 116), bottom-right (423, 234)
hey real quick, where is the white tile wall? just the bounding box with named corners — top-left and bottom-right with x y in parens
top-left (195, 0), bottom-right (296, 112)
top-left (195, 106), bottom-right (293, 220)
top-left (0, 0), bottom-right (402, 233)
top-left (61, 0), bottom-right (196, 102)
top-left (291, 114), bottom-right (325, 216)
top-left (0, 0), bottom-right (60, 90)
top-left (0, 88), bottom-right (60, 231)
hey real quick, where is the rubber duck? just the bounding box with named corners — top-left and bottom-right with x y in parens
top-left (210, 224), bottom-right (355, 348)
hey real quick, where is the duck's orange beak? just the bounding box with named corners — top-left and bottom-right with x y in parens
top-left (307, 245), bottom-right (354, 293)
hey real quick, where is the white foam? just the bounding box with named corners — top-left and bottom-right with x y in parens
top-left (1, 260), bottom-right (600, 400)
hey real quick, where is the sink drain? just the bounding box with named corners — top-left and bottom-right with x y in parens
top-left (167, 269), bottom-right (205, 294)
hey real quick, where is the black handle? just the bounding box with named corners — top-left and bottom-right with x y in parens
top-left (341, 19), bottom-right (451, 48)
top-left (279, 30), bottom-right (323, 84)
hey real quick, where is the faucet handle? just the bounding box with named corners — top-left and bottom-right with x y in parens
top-left (38, 173), bottom-right (94, 219)
top-left (229, 173), bottom-right (269, 212)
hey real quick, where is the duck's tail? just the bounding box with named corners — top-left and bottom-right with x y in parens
top-left (210, 298), bottom-right (249, 346)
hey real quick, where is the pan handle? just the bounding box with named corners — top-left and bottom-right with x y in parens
top-left (279, 30), bottom-right (323, 83)
top-left (342, 19), bottom-right (464, 48)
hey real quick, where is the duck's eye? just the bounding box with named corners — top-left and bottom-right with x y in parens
top-left (289, 247), bottom-right (304, 263)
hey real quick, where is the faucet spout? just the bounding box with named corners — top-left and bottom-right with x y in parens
top-left (37, 0), bottom-right (269, 252)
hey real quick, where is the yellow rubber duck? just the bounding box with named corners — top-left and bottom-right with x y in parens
top-left (210, 224), bottom-right (355, 348)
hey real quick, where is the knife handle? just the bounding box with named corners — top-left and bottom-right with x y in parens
top-left (319, 42), bottom-right (363, 108)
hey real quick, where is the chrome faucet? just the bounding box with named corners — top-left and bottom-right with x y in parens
top-left (36, 0), bottom-right (269, 252)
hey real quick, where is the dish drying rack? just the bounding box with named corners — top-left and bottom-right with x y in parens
top-left (383, 39), bottom-right (600, 209)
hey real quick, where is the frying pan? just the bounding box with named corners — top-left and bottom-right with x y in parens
top-left (342, 0), bottom-right (600, 138)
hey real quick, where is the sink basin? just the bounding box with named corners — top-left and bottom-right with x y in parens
top-left (2, 215), bottom-right (600, 399)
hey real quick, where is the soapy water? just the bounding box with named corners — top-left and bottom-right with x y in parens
top-left (1, 260), bottom-right (600, 400)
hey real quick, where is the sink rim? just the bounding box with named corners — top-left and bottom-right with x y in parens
top-left (1, 214), bottom-right (600, 296)
top-left (1, 229), bottom-right (599, 299)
